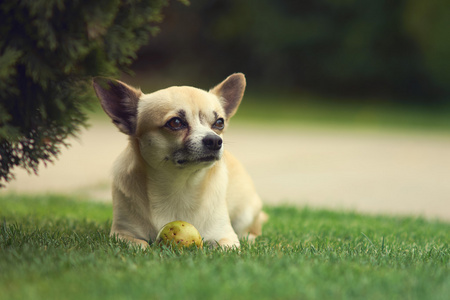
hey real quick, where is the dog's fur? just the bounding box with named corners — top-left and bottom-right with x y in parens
top-left (93, 73), bottom-right (266, 248)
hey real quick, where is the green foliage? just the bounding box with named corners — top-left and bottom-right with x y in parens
top-left (140, 0), bottom-right (450, 103)
top-left (0, 0), bottom-right (173, 186)
top-left (0, 194), bottom-right (449, 300)
top-left (403, 0), bottom-right (450, 95)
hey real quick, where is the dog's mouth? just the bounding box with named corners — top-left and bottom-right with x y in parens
top-left (198, 155), bottom-right (217, 162)
top-left (176, 155), bottom-right (218, 165)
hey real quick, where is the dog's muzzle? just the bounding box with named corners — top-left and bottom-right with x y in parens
top-left (173, 133), bottom-right (223, 166)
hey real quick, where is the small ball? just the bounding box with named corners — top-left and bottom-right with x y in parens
top-left (155, 220), bottom-right (203, 249)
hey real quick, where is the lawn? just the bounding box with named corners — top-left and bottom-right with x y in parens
top-left (1, 194), bottom-right (449, 300)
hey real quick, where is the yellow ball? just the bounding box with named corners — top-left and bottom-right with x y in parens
top-left (155, 220), bottom-right (203, 249)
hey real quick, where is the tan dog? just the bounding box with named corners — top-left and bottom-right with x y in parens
top-left (93, 73), bottom-right (266, 248)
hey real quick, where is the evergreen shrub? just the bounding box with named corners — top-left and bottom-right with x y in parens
top-left (0, 0), bottom-right (184, 186)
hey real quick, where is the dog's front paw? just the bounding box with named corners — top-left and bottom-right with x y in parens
top-left (113, 233), bottom-right (149, 250)
top-left (218, 237), bottom-right (240, 249)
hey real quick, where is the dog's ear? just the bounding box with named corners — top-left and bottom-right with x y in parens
top-left (93, 77), bottom-right (142, 135)
top-left (210, 73), bottom-right (246, 119)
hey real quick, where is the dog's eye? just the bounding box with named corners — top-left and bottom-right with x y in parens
top-left (213, 118), bottom-right (225, 130)
top-left (166, 117), bottom-right (186, 130)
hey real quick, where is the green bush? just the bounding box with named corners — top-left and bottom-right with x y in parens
top-left (0, 0), bottom-right (186, 186)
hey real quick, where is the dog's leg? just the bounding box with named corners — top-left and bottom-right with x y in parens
top-left (245, 211), bottom-right (269, 243)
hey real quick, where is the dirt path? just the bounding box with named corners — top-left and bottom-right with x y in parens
top-left (3, 121), bottom-right (450, 221)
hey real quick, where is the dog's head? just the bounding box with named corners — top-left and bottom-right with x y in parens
top-left (93, 73), bottom-right (246, 171)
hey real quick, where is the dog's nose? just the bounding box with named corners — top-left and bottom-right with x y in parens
top-left (202, 134), bottom-right (223, 151)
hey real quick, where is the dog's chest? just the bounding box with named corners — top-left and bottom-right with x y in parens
top-left (147, 183), bottom-right (207, 232)
top-left (145, 162), bottom-right (228, 236)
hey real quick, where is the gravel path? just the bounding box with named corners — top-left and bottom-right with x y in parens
top-left (3, 121), bottom-right (450, 221)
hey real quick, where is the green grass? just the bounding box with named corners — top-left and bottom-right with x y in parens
top-left (1, 194), bottom-right (449, 300)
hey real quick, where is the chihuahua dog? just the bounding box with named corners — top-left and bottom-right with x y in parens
top-left (93, 73), bottom-right (266, 248)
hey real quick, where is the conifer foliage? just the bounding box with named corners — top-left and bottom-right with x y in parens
top-left (0, 0), bottom-right (175, 186)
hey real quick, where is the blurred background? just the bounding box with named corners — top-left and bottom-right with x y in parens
top-left (127, 0), bottom-right (450, 105)
top-left (3, 0), bottom-right (450, 220)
